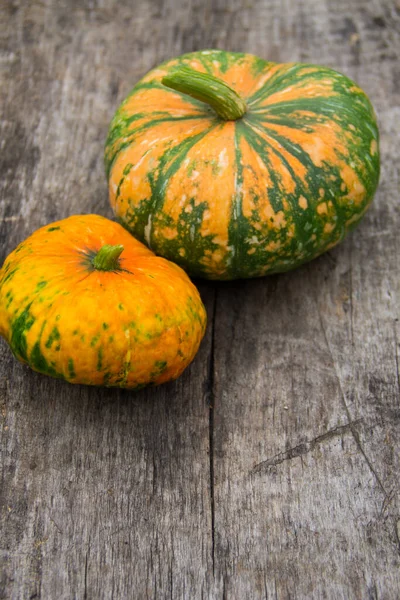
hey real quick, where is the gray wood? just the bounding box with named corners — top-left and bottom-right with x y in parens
top-left (0, 0), bottom-right (399, 598)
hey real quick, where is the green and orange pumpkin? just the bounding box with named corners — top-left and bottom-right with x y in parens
top-left (105, 50), bottom-right (380, 280)
top-left (0, 215), bottom-right (206, 388)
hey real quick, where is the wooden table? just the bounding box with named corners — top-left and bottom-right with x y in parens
top-left (1, 1), bottom-right (399, 598)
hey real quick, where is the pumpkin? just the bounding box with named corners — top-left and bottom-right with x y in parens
top-left (105, 50), bottom-right (380, 280)
top-left (0, 215), bottom-right (206, 389)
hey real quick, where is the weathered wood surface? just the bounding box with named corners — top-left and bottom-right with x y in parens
top-left (0, 0), bottom-right (399, 598)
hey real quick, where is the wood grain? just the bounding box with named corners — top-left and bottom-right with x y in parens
top-left (0, 0), bottom-right (399, 598)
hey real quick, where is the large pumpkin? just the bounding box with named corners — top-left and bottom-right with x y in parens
top-left (0, 215), bottom-right (206, 389)
top-left (105, 50), bottom-right (380, 280)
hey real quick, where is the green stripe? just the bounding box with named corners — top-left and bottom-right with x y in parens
top-left (248, 63), bottom-right (314, 105)
top-left (244, 119), bottom-right (346, 238)
top-left (176, 50), bottom-right (248, 74)
top-left (250, 113), bottom-right (376, 211)
top-left (148, 124), bottom-right (218, 248)
top-left (227, 122), bottom-right (245, 278)
top-left (121, 124), bottom-right (217, 248)
top-left (250, 95), bottom-right (375, 123)
top-left (240, 120), bottom-right (285, 214)
top-left (105, 112), bottom-right (212, 179)
top-left (247, 63), bottom-right (361, 107)
top-left (245, 120), bottom-right (326, 240)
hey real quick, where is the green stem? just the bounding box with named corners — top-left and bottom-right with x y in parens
top-left (161, 66), bottom-right (247, 121)
top-left (92, 244), bottom-right (124, 271)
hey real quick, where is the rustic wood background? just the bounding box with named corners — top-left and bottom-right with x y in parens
top-left (1, 0), bottom-right (399, 598)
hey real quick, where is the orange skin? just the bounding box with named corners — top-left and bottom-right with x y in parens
top-left (0, 215), bottom-right (207, 389)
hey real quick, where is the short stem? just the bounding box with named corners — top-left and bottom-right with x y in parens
top-left (162, 66), bottom-right (247, 121)
top-left (92, 244), bottom-right (124, 271)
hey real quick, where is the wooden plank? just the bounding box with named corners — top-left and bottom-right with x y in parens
top-left (0, 2), bottom-right (216, 598)
top-left (211, 0), bottom-right (400, 597)
top-left (0, 0), bottom-right (399, 599)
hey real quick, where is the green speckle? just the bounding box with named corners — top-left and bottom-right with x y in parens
top-left (26, 319), bottom-right (61, 378)
top-left (102, 322), bottom-right (109, 330)
top-left (108, 335), bottom-right (114, 343)
top-left (55, 344), bottom-right (61, 351)
top-left (103, 372), bottom-right (112, 385)
top-left (150, 359), bottom-right (168, 378)
top-left (68, 358), bottom-right (76, 379)
top-left (118, 303), bottom-right (124, 311)
top-left (3, 268), bottom-right (18, 283)
top-left (55, 314), bottom-right (61, 321)
top-left (72, 329), bottom-right (78, 335)
top-left (97, 348), bottom-right (103, 371)
top-left (155, 360), bottom-right (167, 371)
top-left (187, 160), bottom-right (197, 176)
top-left (5, 293), bottom-right (14, 308)
top-left (47, 226), bottom-right (61, 232)
top-left (90, 335), bottom-right (100, 347)
top-left (153, 197), bottom-right (218, 278)
top-left (30, 341), bottom-right (60, 378)
top-left (35, 281), bottom-right (47, 291)
top-left (10, 303), bottom-right (35, 360)
top-left (123, 162), bottom-right (133, 176)
top-left (45, 326), bottom-right (60, 349)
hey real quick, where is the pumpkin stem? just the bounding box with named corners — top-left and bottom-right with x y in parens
top-left (161, 66), bottom-right (247, 121)
top-left (92, 244), bottom-right (124, 271)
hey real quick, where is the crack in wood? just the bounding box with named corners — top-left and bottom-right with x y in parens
top-left (48, 515), bottom-right (63, 534)
top-left (317, 300), bottom-right (390, 502)
top-left (84, 537), bottom-right (90, 600)
top-left (251, 419), bottom-right (363, 475)
top-left (394, 322), bottom-right (400, 402)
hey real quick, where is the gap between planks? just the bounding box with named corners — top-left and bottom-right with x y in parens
top-left (207, 285), bottom-right (218, 576)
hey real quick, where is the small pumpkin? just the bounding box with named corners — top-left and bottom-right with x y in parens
top-left (0, 215), bottom-right (206, 389)
top-left (105, 50), bottom-right (380, 280)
